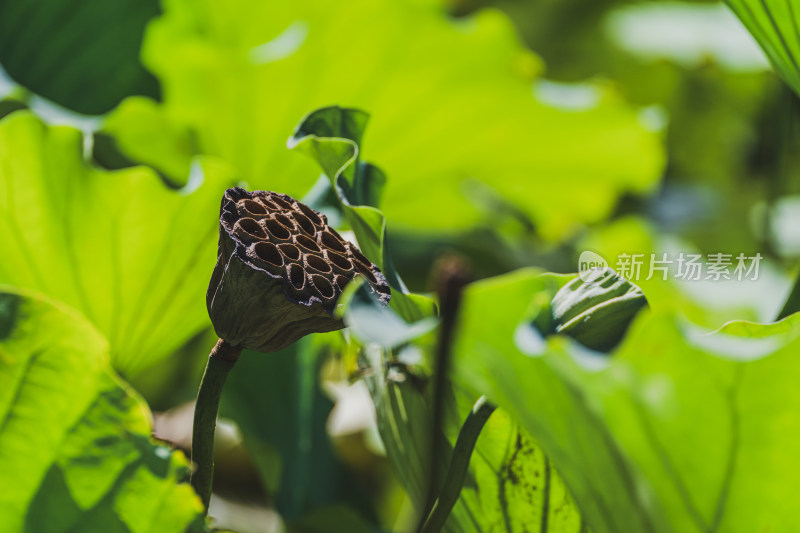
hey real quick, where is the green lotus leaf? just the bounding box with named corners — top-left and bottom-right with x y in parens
top-left (102, 97), bottom-right (196, 181)
top-left (359, 336), bottom-right (584, 532)
top-left (0, 286), bottom-right (202, 532)
top-left (0, 110), bottom-right (236, 376)
top-left (289, 106), bottom-right (435, 322)
top-left (0, 0), bottom-right (159, 114)
top-left (453, 403), bottom-right (584, 533)
top-left (104, 0), bottom-right (663, 240)
top-left (453, 268), bottom-right (800, 533)
top-left (346, 276), bottom-right (583, 532)
top-left (725, 0), bottom-right (800, 97)
top-left (293, 104), bottom-right (583, 529)
top-left (549, 268), bottom-right (648, 352)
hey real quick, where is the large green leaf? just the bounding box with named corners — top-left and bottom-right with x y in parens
top-left (0, 286), bottom-right (202, 532)
top-left (348, 283), bottom-right (583, 532)
top-left (453, 268), bottom-right (800, 533)
top-left (0, 110), bottom-right (235, 376)
top-left (291, 105), bottom-right (584, 530)
top-left (288, 106), bottom-right (435, 322)
top-left (725, 0), bottom-right (800, 97)
top-left (0, 0), bottom-right (160, 114)
top-left (455, 404), bottom-right (584, 533)
top-left (106, 0), bottom-right (662, 239)
top-left (358, 330), bottom-right (583, 533)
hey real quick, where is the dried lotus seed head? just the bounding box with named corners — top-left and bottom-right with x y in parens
top-left (207, 187), bottom-right (391, 353)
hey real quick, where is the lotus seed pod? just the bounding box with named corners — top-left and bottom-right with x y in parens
top-left (207, 187), bottom-right (391, 352)
top-left (550, 267), bottom-right (647, 352)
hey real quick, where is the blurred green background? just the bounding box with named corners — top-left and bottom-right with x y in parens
top-left (2, 0), bottom-right (800, 531)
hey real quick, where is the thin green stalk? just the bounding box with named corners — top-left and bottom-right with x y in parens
top-left (418, 256), bottom-right (470, 528)
top-left (419, 396), bottom-right (497, 533)
top-left (191, 338), bottom-right (242, 512)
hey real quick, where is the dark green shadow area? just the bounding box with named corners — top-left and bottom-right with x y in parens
top-left (0, 292), bottom-right (21, 340)
top-left (0, 0), bottom-right (161, 114)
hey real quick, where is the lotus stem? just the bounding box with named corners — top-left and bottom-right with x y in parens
top-left (191, 338), bottom-right (242, 512)
top-left (419, 396), bottom-right (497, 533)
top-left (418, 255), bottom-right (470, 530)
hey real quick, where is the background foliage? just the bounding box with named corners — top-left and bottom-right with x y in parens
top-left (1, 0), bottom-right (800, 532)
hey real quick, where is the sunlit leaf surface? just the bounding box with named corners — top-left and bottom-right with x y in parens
top-left (106, 0), bottom-right (663, 239)
top-left (288, 106), bottom-right (435, 321)
top-left (454, 268), bottom-right (800, 533)
top-left (455, 405), bottom-right (584, 533)
top-left (0, 287), bottom-right (202, 532)
top-left (0, 111), bottom-right (235, 376)
top-left (290, 105), bottom-right (581, 530)
top-left (346, 277), bottom-right (583, 531)
top-left (358, 340), bottom-right (584, 532)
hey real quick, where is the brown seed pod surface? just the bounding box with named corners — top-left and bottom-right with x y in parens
top-left (207, 187), bottom-right (391, 353)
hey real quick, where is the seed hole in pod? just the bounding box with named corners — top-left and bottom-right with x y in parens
top-left (263, 218), bottom-right (291, 240)
top-left (311, 274), bottom-right (335, 299)
top-left (332, 275), bottom-right (348, 292)
top-left (240, 199), bottom-right (267, 216)
top-left (295, 234), bottom-right (322, 253)
top-left (278, 243), bottom-right (301, 261)
top-left (292, 212), bottom-right (316, 235)
top-left (320, 231), bottom-right (347, 253)
top-left (297, 202), bottom-right (324, 226)
top-left (269, 195), bottom-right (293, 210)
top-left (287, 263), bottom-right (305, 290)
top-left (348, 245), bottom-right (371, 266)
top-left (273, 213), bottom-right (295, 231)
top-left (325, 250), bottom-right (353, 272)
top-left (253, 242), bottom-right (283, 267)
top-left (234, 218), bottom-right (267, 240)
top-left (334, 275), bottom-right (349, 292)
top-left (354, 261), bottom-right (378, 284)
top-left (306, 254), bottom-right (333, 274)
top-left (257, 197), bottom-right (279, 211)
